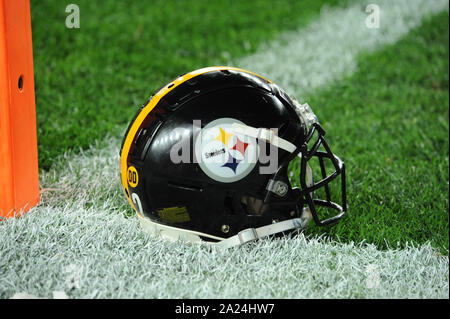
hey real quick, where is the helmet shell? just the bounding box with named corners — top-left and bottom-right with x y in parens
top-left (121, 67), bottom-right (309, 240)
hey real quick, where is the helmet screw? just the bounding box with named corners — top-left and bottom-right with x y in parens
top-left (221, 225), bottom-right (230, 233)
top-left (272, 219), bottom-right (279, 224)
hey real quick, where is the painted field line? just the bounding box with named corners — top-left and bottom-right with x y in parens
top-left (237, 0), bottom-right (449, 98)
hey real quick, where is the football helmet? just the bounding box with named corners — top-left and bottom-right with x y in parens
top-left (120, 66), bottom-right (346, 248)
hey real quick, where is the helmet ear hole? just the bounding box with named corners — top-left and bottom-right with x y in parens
top-left (224, 194), bottom-right (246, 216)
top-left (224, 195), bottom-right (235, 215)
top-left (224, 193), bottom-right (264, 216)
top-left (241, 195), bottom-right (264, 216)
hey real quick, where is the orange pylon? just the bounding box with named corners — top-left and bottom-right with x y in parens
top-left (0, 0), bottom-right (39, 218)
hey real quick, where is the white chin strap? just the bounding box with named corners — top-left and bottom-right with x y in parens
top-left (230, 101), bottom-right (317, 154)
top-left (230, 123), bottom-right (297, 153)
top-left (140, 208), bottom-right (312, 249)
top-left (216, 212), bottom-right (311, 249)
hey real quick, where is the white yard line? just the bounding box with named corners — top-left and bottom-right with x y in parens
top-left (237, 0), bottom-right (449, 98)
top-left (1, 0), bottom-right (448, 299)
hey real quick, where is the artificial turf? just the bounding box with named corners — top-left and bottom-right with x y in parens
top-left (291, 11), bottom-right (449, 254)
top-left (30, 0), bottom-right (352, 170)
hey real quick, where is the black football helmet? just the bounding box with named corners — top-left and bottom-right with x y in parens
top-left (120, 66), bottom-right (346, 248)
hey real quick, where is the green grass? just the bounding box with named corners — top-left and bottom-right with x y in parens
top-left (31, 0), bottom-right (351, 170)
top-left (293, 11), bottom-right (449, 253)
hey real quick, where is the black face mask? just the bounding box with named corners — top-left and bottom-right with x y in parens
top-left (259, 96), bottom-right (347, 226)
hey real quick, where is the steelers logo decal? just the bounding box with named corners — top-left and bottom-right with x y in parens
top-left (127, 166), bottom-right (139, 188)
top-left (195, 118), bottom-right (258, 183)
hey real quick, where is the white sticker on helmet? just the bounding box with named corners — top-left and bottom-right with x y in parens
top-left (195, 118), bottom-right (259, 183)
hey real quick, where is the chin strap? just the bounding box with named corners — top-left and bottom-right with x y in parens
top-left (216, 217), bottom-right (306, 249)
top-left (230, 123), bottom-right (296, 153)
